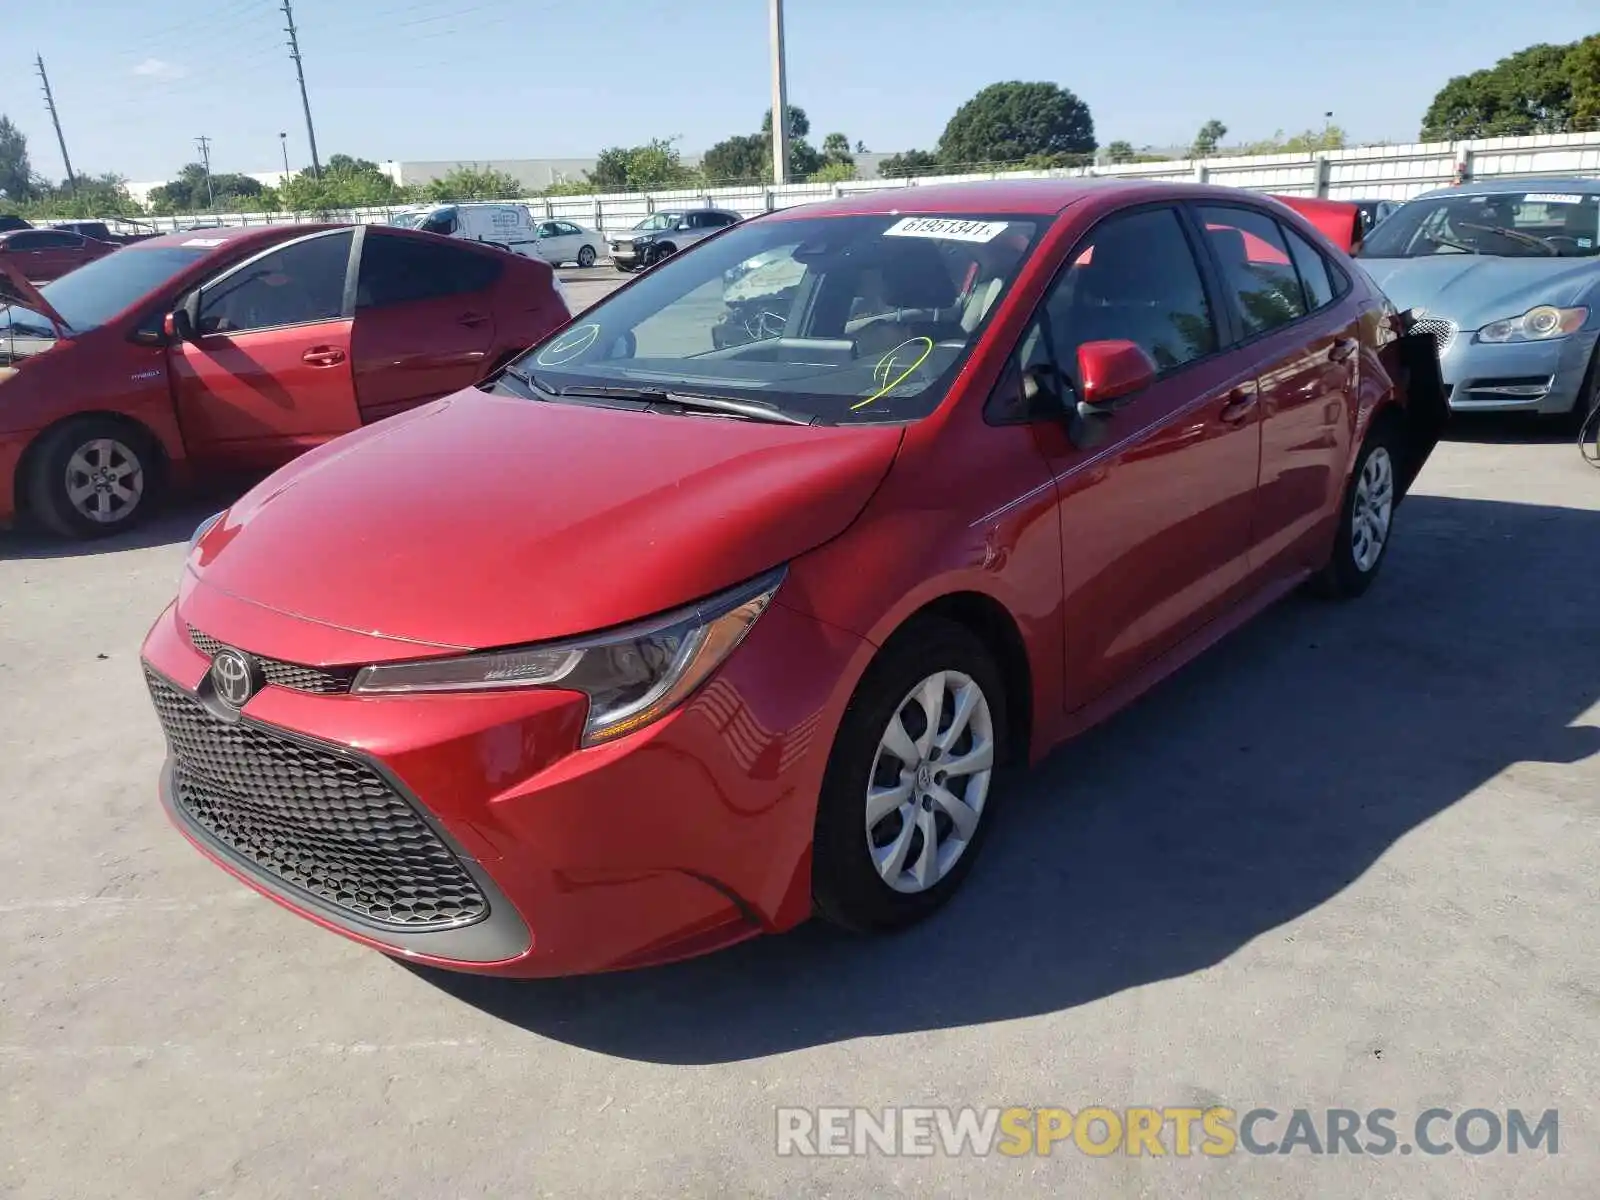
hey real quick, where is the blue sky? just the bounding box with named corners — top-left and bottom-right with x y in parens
top-left (3, 0), bottom-right (1597, 184)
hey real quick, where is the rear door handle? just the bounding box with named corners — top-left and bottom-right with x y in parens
top-left (1218, 387), bottom-right (1258, 424)
top-left (1330, 337), bottom-right (1359, 362)
top-left (302, 346), bottom-right (346, 367)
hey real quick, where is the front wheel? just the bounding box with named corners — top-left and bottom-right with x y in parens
top-left (1311, 418), bottom-right (1400, 600)
top-left (24, 416), bottom-right (161, 539)
top-left (812, 618), bottom-right (1008, 933)
top-left (577, 244), bottom-right (597, 268)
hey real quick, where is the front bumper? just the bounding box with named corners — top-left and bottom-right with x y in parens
top-left (139, 589), bottom-right (866, 977)
top-left (1436, 327), bottom-right (1599, 414)
top-left (610, 240), bottom-right (645, 267)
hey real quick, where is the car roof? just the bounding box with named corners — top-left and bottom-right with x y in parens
top-left (1413, 176), bottom-right (1600, 201)
top-left (127, 223), bottom-right (340, 252)
top-left (769, 177), bottom-right (1311, 219)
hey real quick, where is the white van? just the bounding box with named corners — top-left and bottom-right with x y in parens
top-left (406, 203), bottom-right (543, 257)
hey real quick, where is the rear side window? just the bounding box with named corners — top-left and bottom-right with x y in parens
top-left (1197, 206), bottom-right (1307, 337)
top-left (1281, 225), bottom-right (1337, 311)
top-left (1045, 206), bottom-right (1218, 378)
top-left (356, 233), bottom-right (503, 308)
top-left (198, 231), bottom-right (352, 334)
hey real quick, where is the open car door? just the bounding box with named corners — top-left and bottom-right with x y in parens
top-left (1381, 312), bottom-right (1450, 501)
top-left (1268, 195), bottom-right (1363, 254)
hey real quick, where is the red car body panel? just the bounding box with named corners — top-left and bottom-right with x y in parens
top-left (140, 180), bottom-right (1443, 976)
top-left (1269, 195), bottom-right (1364, 252)
top-left (0, 225), bottom-right (565, 526)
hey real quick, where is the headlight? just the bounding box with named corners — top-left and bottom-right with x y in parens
top-left (351, 568), bottom-right (785, 746)
top-left (1475, 305), bottom-right (1588, 343)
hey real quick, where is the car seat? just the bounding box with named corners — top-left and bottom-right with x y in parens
top-left (851, 240), bottom-right (966, 358)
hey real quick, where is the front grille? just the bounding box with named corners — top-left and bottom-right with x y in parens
top-left (188, 627), bottom-right (355, 695)
top-left (1409, 316), bottom-right (1457, 354)
top-left (147, 671), bottom-right (488, 930)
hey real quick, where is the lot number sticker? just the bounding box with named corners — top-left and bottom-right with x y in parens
top-left (1521, 194), bottom-right (1587, 205)
top-left (884, 217), bottom-right (1010, 243)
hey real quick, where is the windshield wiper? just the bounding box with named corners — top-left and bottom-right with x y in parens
top-left (1455, 221), bottom-right (1559, 256)
top-left (556, 384), bottom-right (816, 426)
top-left (1424, 233), bottom-right (1479, 254)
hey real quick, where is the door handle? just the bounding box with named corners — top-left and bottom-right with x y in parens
top-left (302, 347), bottom-right (346, 367)
top-left (1218, 388), bottom-right (1258, 424)
top-left (1329, 337), bottom-right (1359, 363)
top-left (458, 313), bottom-right (489, 327)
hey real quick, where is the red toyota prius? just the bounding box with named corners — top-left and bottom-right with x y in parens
top-left (141, 180), bottom-right (1446, 977)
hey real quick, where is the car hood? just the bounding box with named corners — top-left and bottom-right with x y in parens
top-left (0, 258), bottom-right (68, 335)
top-left (188, 390), bottom-right (904, 652)
top-left (1359, 255), bottom-right (1599, 330)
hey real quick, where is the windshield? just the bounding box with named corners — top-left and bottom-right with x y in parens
top-left (1359, 190), bottom-right (1600, 259)
top-left (510, 212), bottom-right (1046, 424)
top-left (22, 246), bottom-right (210, 332)
top-left (387, 212), bottom-right (424, 228)
top-left (634, 213), bottom-right (684, 232)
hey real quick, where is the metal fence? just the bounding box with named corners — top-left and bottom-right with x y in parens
top-left (73, 129), bottom-right (1600, 240)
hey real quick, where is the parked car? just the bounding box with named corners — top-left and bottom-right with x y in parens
top-left (0, 215), bottom-right (32, 233)
top-left (0, 223), bottom-right (570, 537)
top-left (1350, 199), bottom-right (1400, 235)
top-left (140, 179), bottom-right (1445, 978)
top-left (610, 207), bottom-right (742, 271)
top-left (531, 218), bottom-right (604, 268)
top-left (0, 227), bottom-right (117, 283)
top-left (51, 219), bottom-right (163, 246)
top-left (409, 202), bottom-right (544, 257)
top-left (1356, 177), bottom-right (1600, 422)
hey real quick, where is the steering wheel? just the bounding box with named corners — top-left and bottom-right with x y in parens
top-left (743, 310), bottom-right (787, 340)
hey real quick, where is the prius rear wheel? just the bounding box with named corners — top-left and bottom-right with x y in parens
top-left (24, 416), bottom-right (162, 539)
top-left (812, 618), bottom-right (1008, 933)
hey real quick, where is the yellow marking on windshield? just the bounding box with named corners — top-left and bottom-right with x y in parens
top-left (853, 337), bottom-right (935, 411)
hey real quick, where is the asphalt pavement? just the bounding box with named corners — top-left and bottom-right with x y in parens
top-left (2, 290), bottom-right (1598, 1196)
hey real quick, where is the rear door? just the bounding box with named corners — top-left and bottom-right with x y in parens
top-left (168, 228), bottom-right (359, 464)
top-left (1192, 204), bottom-right (1357, 580)
top-left (348, 229), bottom-right (503, 422)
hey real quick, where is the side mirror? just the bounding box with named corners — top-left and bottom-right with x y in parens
top-left (1076, 339), bottom-right (1156, 415)
top-left (164, 305), bottom-right (197, 343)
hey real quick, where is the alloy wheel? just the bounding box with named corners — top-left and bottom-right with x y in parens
top-left (1351, 445), bottom-right (1394, 573)
top-left (865, 670), bottom-right (995, 894)
top-left (64, 437), bottom-right (145, 525)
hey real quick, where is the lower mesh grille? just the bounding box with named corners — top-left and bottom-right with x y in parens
top-left (187, 627), bottom-right (356, 695)
top-left (147, 671), bottom-right (488, 930)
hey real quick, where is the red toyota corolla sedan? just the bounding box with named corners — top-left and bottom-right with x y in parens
top-left (0, 226), bottom-right (117, 283)
top-left (140, 180), bottom-right (1446, 977)
top-left (1, 224), bottom-right (567, 537)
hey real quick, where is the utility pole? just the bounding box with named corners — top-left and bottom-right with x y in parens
top-left (768, 0), bottom-right (790, 186)
top-left (34, 54), bottom-right (76, 194)
top-left (282, 0), bottom-right (322, 179)
top-left (279, 131), bottom-right (291, 178)
top-left (196, 136), bottom-right (214, 209)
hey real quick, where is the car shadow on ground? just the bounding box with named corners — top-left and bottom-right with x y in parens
top-left (1442, 411), bottom-right (1580, 446)
top-left (413, 492), bottom-right (1600, 1063)
top-left (0, 475), bottom-right (262, 561)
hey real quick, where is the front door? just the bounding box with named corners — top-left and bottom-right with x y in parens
top-left (168, 228), bottom-right (360, 465)
top-left (1024, 205), bottom-right (1263, 709)
top-left (348, 230), bottom-right (502, 422)
top-left (1193, 204), bottom-right (1358, 578)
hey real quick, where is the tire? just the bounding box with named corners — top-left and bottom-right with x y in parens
top-left (577, 244), bottom-right (596, 268)
top-left (812, 617), bottom-right (1009, 933)
top-left (1310, 416), bottom-right (1402, 600)
top-left (614, 262), bottom-right (635, 274)
top-left (24, 416), bottom-right (161, 539)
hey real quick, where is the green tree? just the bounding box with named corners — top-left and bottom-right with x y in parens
top-left (811, 160), bottom-right (857, 184)
top-left (542, 178), bottom-right (597, 196)
top-left (1420, 40), bottom-right (1585, 139)
top-left (146, 163), bottom-right (265, 214)
top-left (1104, 140), bottom-right (1136, 164)
top-left (1239, 126), bottom-right (1348, 155)
top-left (1572, 34), bottom-right (1600, 129)
top-left (878, 149), bottom-right (942, 178)
top-left (821, 132), bottom-right (854, 165)
top-left (0, 115), bottom-right (36, 205)
top-left (23, 173), bottom-right (141, 218)
top-left (1190, 119), bottom-right (1228, 158)
top-left (937, 81), bottom-right (1096, 168)
top-left (701, 133), bottom-right (768, 184)
top-left (761, 105), bottom-right (812, 139)
top-left (586, 139), bottom-right (698, 192)
top-left (423, 165), bottom-right (524, 202)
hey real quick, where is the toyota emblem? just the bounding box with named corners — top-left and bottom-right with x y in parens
top-left (210, 647), bottom-right (259, 709)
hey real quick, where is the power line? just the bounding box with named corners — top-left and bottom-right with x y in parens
top-left (282, 0), bottom-right (322, 179)
top-left (35, 54), bottom-right (76, 193)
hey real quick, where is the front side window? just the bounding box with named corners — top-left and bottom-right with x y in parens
top-left (1044, 207), bottom-right (1218, 381)
top-left (198, 231), bottom-right (352, 335)
top-left (1359, 190), bottom-right (1600, 259)
top-left (1198, 206), bottom-right (1308, 337)
top-left (509, 212), bottom-right (1046, 424)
